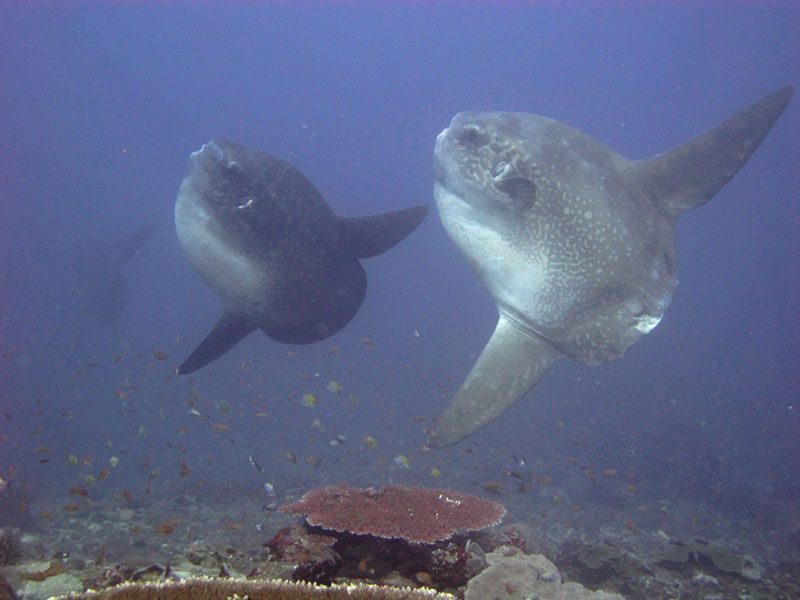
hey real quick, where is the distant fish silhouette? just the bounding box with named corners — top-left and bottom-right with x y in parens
top-left (71, 223), bottom-right (154, 326)
top-left (175, 139), bottom-right (428, 375)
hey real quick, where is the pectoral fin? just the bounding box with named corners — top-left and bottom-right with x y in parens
top-left (178, 310), bottom-right (255, 375)
top-left (430, 315), bottom-right (562, 447)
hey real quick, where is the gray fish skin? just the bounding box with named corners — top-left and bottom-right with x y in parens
top-left (431, 86), bottom-right (793, 447)
top-left (175, 138), bottom-right (428, 375)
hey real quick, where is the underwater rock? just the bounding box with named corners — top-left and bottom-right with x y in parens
top-left (560, 541), bottom-right (653, 586)
top-left (464, 546), bottom-right (624, 600)
top-left (488, 522), bottom-right (536, 554)
top-left (0, 573), bottom-right (20, 600)
top-left (657, 543), bottom-right (762, 581)
top-left (21, 571), bottom-right (83, 600)
top-left (463, 540), bottom-right (487, 579)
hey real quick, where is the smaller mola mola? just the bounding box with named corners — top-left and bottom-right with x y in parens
top-left (175, 139), bottom-right (428, 375)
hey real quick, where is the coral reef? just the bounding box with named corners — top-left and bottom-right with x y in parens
top-left (0, 529), bottom-right (22, 566)
top-left (0, 573), bottom-right (20, 600)
top-left (266, 526), bottom-right (341, 584)
top-left (464, 546), bottom-right (624, 600)
top-left (50, 577), bottom-right (456, 599)
top-left (280, 484), bottom-right (505, 544)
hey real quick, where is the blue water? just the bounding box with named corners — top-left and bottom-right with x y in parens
top-left (0, 1), bottom-right (797, 584)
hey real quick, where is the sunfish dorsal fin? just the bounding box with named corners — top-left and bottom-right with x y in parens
top-left (178, 310), bottom-right (255, 375)
top-left (430, 315), bottom-right (562, 447)
top-left (112, 223), bottom-right (154, 264)
top-left (635, 86), bottom-right (793, 217)
top-left (338, 205), bottom-right (428, 259)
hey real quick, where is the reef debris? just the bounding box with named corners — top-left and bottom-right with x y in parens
top-left (280, 484), bottom-right (505, 544)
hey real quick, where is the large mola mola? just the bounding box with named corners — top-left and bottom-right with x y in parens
top-left (175, 139), bottom-right (428, 375)
top-left (432, 87), bottom-right (793, 447)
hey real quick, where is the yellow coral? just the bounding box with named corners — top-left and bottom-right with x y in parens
top-left (52, 577), bottom-right (456, 599)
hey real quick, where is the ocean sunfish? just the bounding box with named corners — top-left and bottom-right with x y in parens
top-left (431, 86), bottom-right (793, 446)
top-left (175, 138), bottom-right (428, 375)
top-left (71, 223), bottom-right (154, 326)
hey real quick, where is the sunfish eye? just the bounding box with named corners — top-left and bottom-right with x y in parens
top-left (238, 196), bottom-right (255, 209)
top-left (491, 160), bottom-right (511, 179)
top-left (458, 124), bottom-right (487, 147)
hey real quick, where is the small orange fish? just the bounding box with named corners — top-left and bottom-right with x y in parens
top-left (69, 487), bottom-right (88, 496)
top-left (482, 480), bottom-right (503, 494)
top-left (64, 502), bottom-right (80, 511)
top-left (540, 475), bottom-right (553, 485)
top-left (154, 523), bottom-right (174, 534)
top-left (40, 510), bottom-right (52, 519)
top-left (154, 351), bottom-right (168, 360)
top-left (122, 489), bottom-right (133, 502)
top-left (360, 337), bottom-right (376, 348)
top-left (284, 451), bottom-right (297, 464)
top-left (625, 519), bottom-right (636, 532)
top-left (415, 571), bottom-right (432, 584)
top-left (98, 468), bottom-right (110, 480)
top-left (82, 455), bottom-right (93, 464)
top-left (179, 461), bottom-right (192, 476)
top-left (114, 390), bottom-right (128, 400)
top-left (33, 445), bottom-right (50, 453)
top-left (210, 423), bottom-right (229, 431)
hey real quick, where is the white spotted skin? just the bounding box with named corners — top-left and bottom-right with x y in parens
top-left (434, 112), bottom-right (676, 365)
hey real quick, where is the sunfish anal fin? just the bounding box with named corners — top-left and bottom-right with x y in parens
top-left (178, 310), bottom-right (255, 375)
top-left (429, 315), bottom-right (561, 447)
